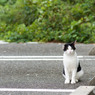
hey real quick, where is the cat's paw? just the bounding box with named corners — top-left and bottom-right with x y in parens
top-left (71, 80), bottom-right (76, 84)
top-left (76, 79), bottom-right (78, 83)
top-left (65, 80), bottom-right (70, 84)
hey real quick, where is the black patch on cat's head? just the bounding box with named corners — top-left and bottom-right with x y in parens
top-left (63, 42), bottom-right (76, 51)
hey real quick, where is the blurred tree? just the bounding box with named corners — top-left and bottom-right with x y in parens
top-left (0, 0), bottom-right (95, 43)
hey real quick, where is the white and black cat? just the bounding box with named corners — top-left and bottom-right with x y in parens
top-left (63, 42), bottom-right (84, 84)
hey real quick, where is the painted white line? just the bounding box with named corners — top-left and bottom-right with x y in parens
top-left (0, 88), bottom-right (75, 92)
top-left (0, 56), bottom-right (94, 58)
top-left (0, 56), bottom-right (64, 58)
top-left (0, 56), bottom-right (94, 61)
top-left (79, 59), bottom-right (95, 60)
top-left (0, 59), bottom-right (94, 61)
top-left (0, 59), bottom-right (63, 61)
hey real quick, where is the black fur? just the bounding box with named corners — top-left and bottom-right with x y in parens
top-left (63, 68), bottom-right (65, 75)
top-left (77, 62), bottom-right (81, 72)
top-left (63, 42), bottom-right (76, 51)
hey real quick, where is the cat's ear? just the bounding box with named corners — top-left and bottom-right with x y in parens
top-left (62, 44), bottom-right (67, 51)
top-left (72, 41), bottom-right (76, 46)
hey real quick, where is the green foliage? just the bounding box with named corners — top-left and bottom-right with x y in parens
top-left (0, 0), bottom-right (16, 5)
top-left (0, 0), bottom-right (95, 43)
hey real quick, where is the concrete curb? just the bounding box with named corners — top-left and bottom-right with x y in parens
top-left (0, 41), bottom-right (9, 44)
top-left (0, 41), bottom-right (39, 44)
top-left (89, 47), bottom-right (95, 55)
top-left (70, 86), bottom-right (95, 95)
top-left (89, 76), bottom-right (95, 86)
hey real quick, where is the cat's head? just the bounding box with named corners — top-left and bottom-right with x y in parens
top-left (63, 42), bottom-right (76, 55)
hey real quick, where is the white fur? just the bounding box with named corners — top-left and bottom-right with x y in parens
top-left (63, 46), bottom-right (84, 84)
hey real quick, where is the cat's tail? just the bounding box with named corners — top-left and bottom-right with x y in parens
top-left (76, 69), bottom-right (84, 80)
top-left (62, 68), bottom-right (66, 79)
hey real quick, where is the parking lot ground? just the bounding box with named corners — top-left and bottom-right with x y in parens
top-left (0, 43), bottom-right (94, 95)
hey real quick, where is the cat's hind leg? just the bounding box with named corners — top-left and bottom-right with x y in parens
top-left (76, 69), bottom-right (84, 81)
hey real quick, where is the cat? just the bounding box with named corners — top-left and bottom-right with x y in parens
top-left (63, 42), bottom-right (84, 84)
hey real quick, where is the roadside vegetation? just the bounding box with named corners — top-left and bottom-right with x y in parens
top-left (0, 0), bottom-right (95, 43)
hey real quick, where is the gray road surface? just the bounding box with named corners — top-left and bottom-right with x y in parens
top-left (0, 43), bottom-right (93, 56)
top-left (0, 43), bottom-right (94, 95)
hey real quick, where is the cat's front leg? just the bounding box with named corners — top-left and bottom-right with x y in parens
top-left (65, 69), bottom-right (70, 84)
top-left (65, 79), bottom-right (70, 84)
top-left (71, 69), bottom-right (77, 84)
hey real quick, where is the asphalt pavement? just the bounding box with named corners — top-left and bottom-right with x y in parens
top-left (0, 43), bottom-right (93, 56)
top-left (0, 43), bottom-right (94, 95)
